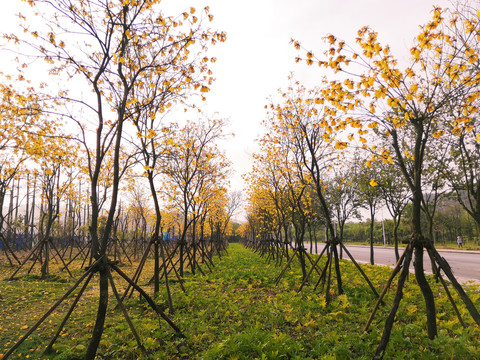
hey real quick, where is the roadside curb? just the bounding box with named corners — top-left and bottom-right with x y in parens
top-left (344, 244), bottom-right (480, 255)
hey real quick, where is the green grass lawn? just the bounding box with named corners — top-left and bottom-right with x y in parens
top-left (1, 243), bottom-right (479, 359)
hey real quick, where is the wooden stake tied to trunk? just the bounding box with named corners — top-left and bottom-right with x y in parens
top-left (366, 233), bottom-right (480, 359)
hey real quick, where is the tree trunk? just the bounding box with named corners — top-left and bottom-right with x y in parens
top-left (332, 243), bottom-right (343, 296)
top-left (41, 241), bottom-right (49, 279)
top-left (414, 244), bottom-right (437, 339)
top-left (393, 216), bottom-right (400, 262)
top-left (369, 210), bottom-right (375, 265)
top-left (154, 237), bottom-right (160, 295)
top-left (84, 265), bottom-right (109, 359)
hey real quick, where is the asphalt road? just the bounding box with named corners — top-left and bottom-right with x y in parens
top-left (308, 244), bottom-right (480, 284)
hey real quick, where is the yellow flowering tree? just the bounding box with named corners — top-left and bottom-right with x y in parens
top-left (294, 5), bottom-right (480, 358)
top-left (3, 0), bottom-right (224, 357)
top-left (160, 117), bottom-right (230, 277)
top-left (0, 81), bottom-right (41, 263)
top-left (253, 79), bottom-right (378, 301)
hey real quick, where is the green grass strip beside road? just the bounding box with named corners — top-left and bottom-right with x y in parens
top-left (1, 243), bottom-right (479, 359)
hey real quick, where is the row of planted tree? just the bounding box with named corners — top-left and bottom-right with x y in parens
top-left (242, 2), bottom-right (480, 359)
top-left (241, 134), bottom-right (479, 264)
top-left (2, 0), bottom-right (480, 359)
top-left (0, 1), bottom-right (244, 359)
top-left (344, 201), bottom-right (479, 246)
top-left (0, 117), bottom-right (240, 278)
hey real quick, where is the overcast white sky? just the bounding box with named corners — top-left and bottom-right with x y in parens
top-left (162, 0), bottom-right (452, 193)
top-left (1, 0), bottom-right (452, 196)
